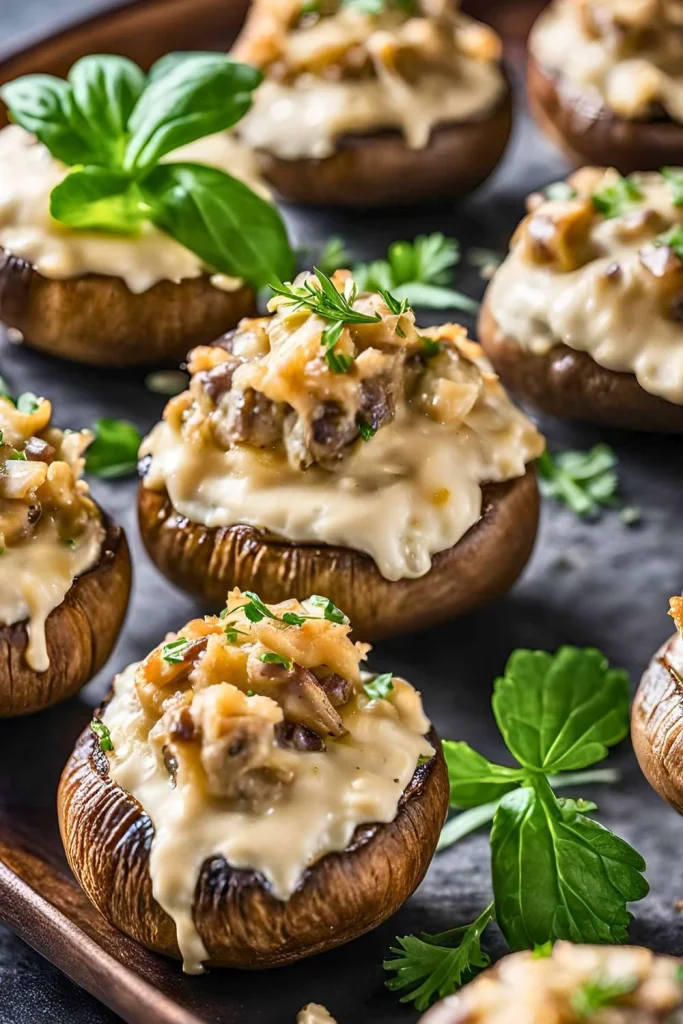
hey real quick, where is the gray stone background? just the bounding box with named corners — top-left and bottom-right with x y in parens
top-left (0, 1), bottom-right (683, 1023)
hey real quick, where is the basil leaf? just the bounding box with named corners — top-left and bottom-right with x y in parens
top-left (490, 779), bottom-right (648, 950)
top-left (492, 647), bottom-right (630, 774)
top-left (50, 166), bottom-right (144, 233)
top-left (0, 74), bottom-right (100, 166)
top-left (85, 417), bottom-right (142, 479)
top-left (442, 740), bottom-right (524, 809)
top-left (68, 55), bottom-right (146, 167)
top-left (125, 55), bottom-right (262, 170)
top-left (140, 162), bottom-right (294, 287)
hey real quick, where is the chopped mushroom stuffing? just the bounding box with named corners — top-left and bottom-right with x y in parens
top-left (531, 0), bottom-right (683, 123)
top-left (421, 942), bottom-right (683, 1023)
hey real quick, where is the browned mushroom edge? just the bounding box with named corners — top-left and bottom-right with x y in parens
top-left (478, 296), bottom-right (683, 433)
top-left (58, 717), bottom-right (449, 968)
top-left (0, 511), bottom-right (131, 717)
top-left (632, 633), bottom-right (683, 815)
top-left (527, 55), bottom-right (683, 176)
top-left (0, 249), bottom-right (256, 368)
top-left (254, 86), bottom-right (512, 208)
top-left (136, 465), bottom-right (539, 642)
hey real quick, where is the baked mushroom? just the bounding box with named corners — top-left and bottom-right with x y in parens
top-left (419, 941), bottom-right (683, 1022)
top-left (138, 270), bottom-right (543, 640)
top-left (479, 166), bottom-right (683, 431)
top-left (230, 0), bottom-right (512, 207)
top-left (632, 596), bottom-right (683, 814)
top-left (58, 589), bottom-right (449, 970)
top-left (0, 390), bottom-right (131, 716)
top-left (528, 0), bottom-right (683, 174)
top-left (0, 53), bottom-right (294, 367)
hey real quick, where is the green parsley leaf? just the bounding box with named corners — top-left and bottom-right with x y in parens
top-left (572, 972), bottom-right (639, 1018)
top-left (308, 594), bottom-right (349, 624)
top-left (592, 174), bottom-right (643, 219)
top-left (544, 181), bottom-right (577, 201)
top-left (363, 672), bottom-right (394, 700)
top-left (15, 392), bottom-right (40, 414)
top-left (492, 647), bottom-right (630, 774)
top-left (242, 591), bottom-right (279, 623)
top-left (661, 166), bottom-right (683, 206)
top-left (90, 719), bottom-right (114, 752)
top-left (223, 621), bottom-right (248, 644)
top-left (537, 445), bottom-right (620, 518)
top-left (8, 450), bottom-right (27, 461)
top-left (442, 740), bottom-right (524, 808)
top-left (85, 417), bottom-right (142, 479)
top-left (423, 338), bottom-right (442, 358)
top-left (281, 611), bottom-right (308, 626)
top-left (162, 637), bottom-right (191, 664)
top-left (358, 420), bottom-right (377, 442)
top-left (260, 651), bottom-right (293, 670)
top-left (656, 224), bottom-right (683, 261)
top-left (491, 776), bottom-right (648, 950)
top-left (384, 903), bottom-right (494, 1010)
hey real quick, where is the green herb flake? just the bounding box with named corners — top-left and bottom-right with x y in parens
top-left (16, 392), bottom-right (41, 414)
top-left (243, 590), bottom-right (278, 623)
top-left (260, 651), bottom-right (293, 670)
top-left (308, 594), bottom-right (349, 624)
top-left (544, 181), bottom-right (577, 201)
top-left (364, 672), bottom-right (394, 700)
top-left (661, 166), bottom-right (683, 206)
top-left (537, 445), bottom-right (624, 519)
top-left (358, 420), bottom-right (377, 442)
top-left (90, 719), bottom-right (114, 752)
top-left (162, 637), bottom-right (191, 664)
top-left (281, 611), bottom-right (308, 626)
top-left (422, 338), bottom-right (443, 358)
top-left (85, 418), bottom-right (142, 479)
top-left (571, 973), bottom-right (639, 1018)
top-left (656, 224), bottom-right (683, 261)
top-left (8, 449), bottom-right (27, 461)
top-left (223, 621), bottom-right (248, 644)
top-left (592, 174), bottom-right (643, 219)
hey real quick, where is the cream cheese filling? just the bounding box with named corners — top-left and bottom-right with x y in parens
top-left (237, 57), bottom-right (505, 160)
top-left (142, 396), bottom-right (538, 581)
top-left (0, 515), bottom-right (104, 671)
top-left (487, 176), bottom-right (683, 405)
top-left (0, 125), bottom-right (266, 294)
top-left (530, 0), bottom-right (683, 123)
top-left (102, 662), bottom-right (433, 974)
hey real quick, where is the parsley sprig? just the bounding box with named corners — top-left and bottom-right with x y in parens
top-left (85, 417), bottom-right (142, 479)
top-left (572, 973), bottom-right (639, 1018)
top-left (90, 720), bottom-right (114, 752)
top-left (538, 445), bottom-right (639, 524)
top-left (384, 646), bottom-right (648, 1009)
top-left (592, 174), bottom-right (643, 219)
top-left (221, 591), bottom-right (349, 629)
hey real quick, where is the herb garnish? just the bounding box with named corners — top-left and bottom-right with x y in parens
top-left (544, 181), bottom-right (577, 201)
top-left (85, 417), bottom-right (142, 479)
top-left (661, 166), bottom-right (683, 207)
top-left (223, 622), bottom-right (248, 644)
top-left (1, 54), bottom-right (294, 287)
top-left (358, 421), bottom-right (377, 442)
top-left (537, 445), bottom-right (638, 523)
top-left (260, 651), bottom-right (293, 670)
top-left (656, 224), bottom-right (683, 260)
top-left (592, 174), bottom-right (643, 219)
top-left (221, 591), bottom-right (349, 629)
top-left (572, 973), bottom-right (639, 1018)
top-left (90, 720), bottom-right (114, 752)
top-left (15, 392), bottom-right (40, 414)
top-left (162, 637), bottom-right (191, 664)
top-left (384, 646), bottom-right (648, 1009)
top-left (363, 673), bottom-right (394, 700)
top-left (308, 594), bottom-right (349, 624)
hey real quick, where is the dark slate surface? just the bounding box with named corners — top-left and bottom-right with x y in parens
top-left (0, 2), bottom-right (683, 1022)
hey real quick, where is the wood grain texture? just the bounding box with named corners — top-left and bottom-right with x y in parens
top-left (137, 470), bottom-right (540, 640)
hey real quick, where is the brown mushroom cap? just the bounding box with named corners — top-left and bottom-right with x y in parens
top-left (0, 511), bottom-right (131, 717)
top-left (632, 634), bottom-right (683, 814)
top-left (253, 89), bottom-right (512, 207)
top-left (0, 249), bottom-right (256, 368)
top-left (137, 467), bottom-right (539, 640)
top-left (58, 721), bottom-right (449, 968)
top-left (527, 55), bottom-right (683, 175)
top-left (478, 297), bottom-right (683, 433)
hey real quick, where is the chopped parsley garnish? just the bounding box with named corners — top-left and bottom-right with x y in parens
top-left (85, 417), bottom-right (142, 479)
top-left (358, 420), bottom-right (377, 442)
top-left (308, 594), bottom-right (349, 624)
top-left (544, 181), bottom-right (577, 201)
top-left (537, 445), bottom-right (637, 522)
top-left (241, 591), bottom-right (279, 623)
top-left (592, 174), bottom-right (643, 219)
top-left (422, 338), bottom-right (443, 358)
top-left (161, 637), bottom-right (191, 664)
top-left (656, 224), bottom-right (683, 260)
top-left (16, 392), bottom-right (41, 414)
top-left (8, 449), bottom-right (27, 461)
top-left (260, 651), bottom-right (293, 670)
top-left (90, 720), bottom-right (114, 752)
top-left (572, 974), bottom-right (639, 1018)
top-left (661, 166), bottom-right (683, 206)
top-left (223, 621), bottom-right (248, 644)
top-left (363, 672), bottom-right (394, 700)
top-left (220, 591), bottom-right (349, 631)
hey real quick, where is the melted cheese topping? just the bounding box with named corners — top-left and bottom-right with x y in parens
top-left (102, 607), bottom-right (433, 974)
top-left (426, 942), bottom-right (683, 1022)
top-left (142, 284), bottom-right (543, 581)
top-left (297, 1005), bottom-right (337, 1024)
top-left (531, 0), bottom-right (683, 123)
top-left (233, 1), bottom-right (505, 158)
top-left (487, 168), bottom-right (683, 404)
top-left (0, 125), bottom-right (266, 294)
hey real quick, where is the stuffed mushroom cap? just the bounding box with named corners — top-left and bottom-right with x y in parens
top-left (58, 589), bottom-right (449, 971)
top-left (0, 391), bottom-right (130, 714)
top-left (139, 270), bottom-right (543, 634)
top-left (230, 0), bottom-right (511, 205)
top-left (420, 942), bottom-right (683, 1023)
top-left (528, 0), bottom-right (683, 172)
top-left (480, 165), bottom-right (683, 430)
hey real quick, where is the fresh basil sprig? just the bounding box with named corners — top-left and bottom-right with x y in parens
top-left (1, 53), bottom-right (294, 287)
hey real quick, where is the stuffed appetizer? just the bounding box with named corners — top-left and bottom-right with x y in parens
top-left (138, 271), bottom-right (543, 639)
top-left (0, 390), bottom-right (130, 715)
top-left (0, 52), bottom-right (293, 366)
top-left (632, 595), bottom-right (683, 813)
top-left (231, 0), bottom-right (512, 206)
top-left (58, 590), bottom-right (449, 971)
top-left (420, 942), bottom-right (683, 1023)
top-left (480, 166), bottom-right (683, 431)
top-left (528, 0), bottom-right (683, 173)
